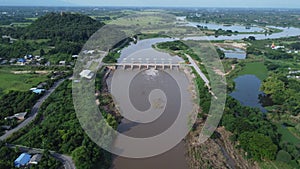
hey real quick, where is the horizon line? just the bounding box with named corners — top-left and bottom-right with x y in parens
top-left (0, 5), bottom-right (300, 9)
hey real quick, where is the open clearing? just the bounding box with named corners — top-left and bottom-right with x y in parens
top-left (238, 62), bottom-right (268, 80)
top-left (0, 67), bottom-right (49, 93)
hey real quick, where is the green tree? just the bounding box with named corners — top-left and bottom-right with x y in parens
top-left (239, 132), bottom-right (278, 161)
top-left (276, 150), bottom-right (292, 163)
top-left (72, 146), bottom-right (93, 169)
top-left (40, 48), bottom-right (45, 56)
top-left (261, 76), bottom-right (285, 104)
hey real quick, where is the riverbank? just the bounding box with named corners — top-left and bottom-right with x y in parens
top-left (187, 123), bottom-right (260, 169)
top-left (97, 68), bottom-right (122, 124)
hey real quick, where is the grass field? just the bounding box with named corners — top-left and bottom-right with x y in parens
top-left (276, 124), bottom-right (300, 146)
top-left (238, 62), bottom-right (268, 80)
top-left (260, 161), bottom-right (295, 169)
top-left (288, 127), bottom-right (300, 139)
top-left (108, 12), bottom-right (200, 36)
top-left (25, 17), bottom-right (38, 21)
top-left (0, 67), bottom-right (49, 93)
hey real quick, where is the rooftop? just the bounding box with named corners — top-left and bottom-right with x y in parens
top-left (32, 89), bottom-right (46, 94)
top-left (14, 153), bottom-right (31, 168)
top-left (79, 69), bottom-right (94, 79)
top-left (29, 154), bottom-right (42, 164)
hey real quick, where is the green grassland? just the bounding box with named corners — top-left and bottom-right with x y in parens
top-left (25, 17), bottom-right (38, 21)
top-left (109, 14), bottom-right (164, 26)
top-left (107, 12), bottom-right (201, 36)
top-left (238, 62), bottom-right (268, 80)
top-left (277, 124), bottom-right (300, 146)
top-left (0, 67), bottom-right (49, 93)
top-left (260, 161), bottom-right (295, 169)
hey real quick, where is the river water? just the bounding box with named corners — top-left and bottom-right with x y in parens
top-left (184, 26), bottom-right (300, 41)
top-left (184, 22), bottom-right (300, 41)
top-left (108, 20), bottom-right (300, 168)
top-left (110, 69), bottom-right (192, 169)
top-left (110, 39), bottom-right (192, 169)
top-left (187, 21), bottom-right (265, 32)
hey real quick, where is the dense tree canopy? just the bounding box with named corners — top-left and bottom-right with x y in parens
top-left (23, 13), bottom-right (104, 42)
top-left (221, 97), bottom-right (280, 161)
top-left (0, 12), bottom-right (105, 61)
top-left (261, 75), bottom-right (300, 115)
top-left (0, 91), bottom-right (40, 134)
top-left (290, 42), bottom-right (300, 50)
top-left (261, 76), bottom-right (286, 104)
top-left (239, 132), bottom-right (278, 161)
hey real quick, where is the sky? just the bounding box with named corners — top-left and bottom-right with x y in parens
top-left (0, 0), bottom-right (300, 8)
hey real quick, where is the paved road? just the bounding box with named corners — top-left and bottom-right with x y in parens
top-left (185, 54), bottom-right (210, 88)
top-left (7, 144), bottom-right (76, 169)
top-left (185, 54), bottom-right (219, 98)
top-left (0, 78), bottom-right (66, 141)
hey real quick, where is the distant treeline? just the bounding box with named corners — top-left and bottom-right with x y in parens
top-left (0, 12), bottom-right (104, 60)
top-left (1, 12), bottom-right (104, 42)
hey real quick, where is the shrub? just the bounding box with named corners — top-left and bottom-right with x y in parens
top-left (276, 150), bottom-right (292, 163)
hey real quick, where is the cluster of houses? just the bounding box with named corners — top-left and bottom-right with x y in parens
top-left (270, 42), bottom-right (299, 54)
top-left (14, 153), bottom-right (42, 168)
top-left (1, 82), bottom-right (49, 131)
top-left (0, 55), bottom-right (72, 66)
top-left (271, 42), bottom-right (285, 50)
top-left (0, 54), bottom-right (47, 66)
top-left (287, 68), bottom-right (300, 80)
top-left (0, 49), bottom-right (84, 66)
top-left (2, 35), bottom-right (17, 44)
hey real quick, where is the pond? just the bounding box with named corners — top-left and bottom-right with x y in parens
top-left (230, 75), bottom-right (267, 113)
top-left (219, 47), bottom-right (247, 59)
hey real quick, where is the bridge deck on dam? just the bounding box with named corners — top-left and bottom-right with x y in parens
top-left (104, 57), bottom-right (189, 70)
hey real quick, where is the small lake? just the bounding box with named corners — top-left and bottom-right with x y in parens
top-left (219, 47), bottom-right (247, 59)
top-left (230, 75), bottom-right (267, 112)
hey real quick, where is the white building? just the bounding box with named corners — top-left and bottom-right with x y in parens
top-left (79, 70), bottom-right (94, 79)
top-left (59, 61), bottom-right (66, 65)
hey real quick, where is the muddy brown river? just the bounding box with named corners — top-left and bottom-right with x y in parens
top-left (108, 69), bottom-right (193, 169)
top-left (105, 37), bottom-right (197, 169)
